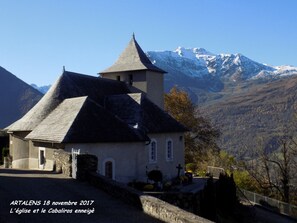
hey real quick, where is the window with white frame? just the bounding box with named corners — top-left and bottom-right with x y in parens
top-left (166, 139), bottom-right (173, 161)
top-left (149, 139), bottom-right (157, 163)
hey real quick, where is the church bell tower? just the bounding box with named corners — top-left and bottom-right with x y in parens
top-left (99, 34), bottom-right (166, 109)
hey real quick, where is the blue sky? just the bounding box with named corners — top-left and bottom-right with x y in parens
top-left (0, 0), bottom-right (296, 85)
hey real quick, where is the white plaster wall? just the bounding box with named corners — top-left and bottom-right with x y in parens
top-left (146, 133), bottom-right (185, 180)
top-left (10, 134), bottom-right (29, 169)
top-left (65, 142), bottom-right (147, 183)
top-left (27, 142), bottom-right (55, 170)
top-left (28, 158), bottom-right (39, 169)
top-left (10, 134), bottom-right (29, 160)
top-left (12, 158), bottom-right (29, 169)
top-left (146, 71), bottom-right (164, 109)
top-left (101, 71), bottom-right (147, 92)
top-left (101, 70), bottom-right (164, 109)
top-left (65, 132), bottom-right (184, 183)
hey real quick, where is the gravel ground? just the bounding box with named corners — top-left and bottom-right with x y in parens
top-left (0, 168), bottom-right (163, 223)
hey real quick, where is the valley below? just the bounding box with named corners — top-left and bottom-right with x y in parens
top-left (200, 75), bottom-right (297, 157)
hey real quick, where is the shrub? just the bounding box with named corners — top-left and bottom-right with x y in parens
top-left (128, 181), bottom-right (147, 191)
top-left (216, 173), bottom-right (238, 213)
top-left (1, 147), bottom-right (9, 164)
top-left (163, 181), bottom-right (172, 191)
top-left (147, 170), bottom-right (163, 183)
top-left (197, 170), bottom-right (207, 177)
top-left (200, 174), bottom-right (239, 221)
top-left (2, 147), bottom-right (9, 157)
top-left (143, 184), bottom-right (154, 191)
top-left (233, 170), bottom-right (260, 192)
top-left (200, 177), bottom-right (216, 220)
top-left (179, 175), bottom-right (189, 184)
top-left (186, 163), bottom-right (197, 173)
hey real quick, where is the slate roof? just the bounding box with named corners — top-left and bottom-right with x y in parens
top-left (25, 96), bottom-right (148, 143)
top-left (7, 71), bottom-right (185, 143)
top-left (100, 35), bottom-right (166, 74)
top-left (105, 93), bottom-right (187, 133)
top-left (7, 71), bottom-right (131, 132)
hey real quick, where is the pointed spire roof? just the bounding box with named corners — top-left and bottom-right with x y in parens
top-left (100, 34), bottom-right (166, 74)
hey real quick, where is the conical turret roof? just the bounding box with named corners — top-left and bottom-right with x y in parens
top-left (100, 35), bottom-right (166, 74)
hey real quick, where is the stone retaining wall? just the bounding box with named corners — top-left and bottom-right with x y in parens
top-left (87, 172), bottom-right (213, 223)
top-left (144, 191), bottom-right (201, 214)
top-left (53, 149), bottom-right (72, 177)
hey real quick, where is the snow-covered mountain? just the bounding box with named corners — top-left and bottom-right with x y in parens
top-left (148, 48), bottom-right (297, 156)
top-left (32, 47), bottom-right (297, 98)
top-left (147, 47), bottom-right (297, 82)
top-left (26, 48), bottom-right (297, 155)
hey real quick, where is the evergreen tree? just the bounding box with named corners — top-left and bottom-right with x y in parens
top-left (200, 177), bottom-right (216, 221)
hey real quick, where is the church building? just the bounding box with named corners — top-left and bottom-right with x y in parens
top-left (6, 35), bottom-right (186, 183)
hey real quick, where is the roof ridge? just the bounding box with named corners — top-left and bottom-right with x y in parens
top-left (61, 96), bottom-right (89, 143)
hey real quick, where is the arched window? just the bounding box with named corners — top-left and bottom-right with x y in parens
top-left (149, 139), bottom-right (157, 163)
top-left (103, 158), bottom-right (115, 180)
top-left (166, 139), bottom-right (173, 161)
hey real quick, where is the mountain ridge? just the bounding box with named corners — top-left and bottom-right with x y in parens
top-left (27, 47), bottom-right (297, 156)
top-left (147, 48), bottom-right (297, 157)
top-left (0, 66), bottom-right (43, 128)
top-left (31, 84), bottom-right (51, 94)
top-left (147, 47), bottom-right (297, 82)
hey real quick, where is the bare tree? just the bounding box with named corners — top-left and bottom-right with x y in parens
top-left (246, 136), bottom-right (297, 203)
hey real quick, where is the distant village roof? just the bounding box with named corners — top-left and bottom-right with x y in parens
top-left (8, 71), bottom-right (185, 143)
top-left (100, 35), bottom-right (166, 74)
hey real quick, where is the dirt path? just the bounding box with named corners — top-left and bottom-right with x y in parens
top-left (0, 168), bottom-right (163, 223)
